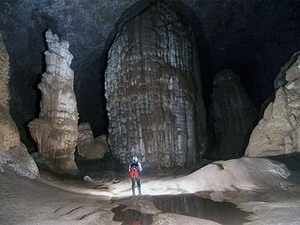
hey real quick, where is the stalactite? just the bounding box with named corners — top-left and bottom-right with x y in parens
top-left (105, 2), bottom-right (206, 168)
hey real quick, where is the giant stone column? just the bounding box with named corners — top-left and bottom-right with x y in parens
top-left (29, 30), bottom-right (78, 174)
top-left (208, 70), bottom-right (258, 160)
top-left (105, 3), bottom-right (206, 168)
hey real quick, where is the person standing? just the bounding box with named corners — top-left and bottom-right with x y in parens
top-left (129, 156), bottom-right (142, 196)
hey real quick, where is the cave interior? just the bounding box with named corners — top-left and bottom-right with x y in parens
top-left (1, 0), bottom-right (300, 173)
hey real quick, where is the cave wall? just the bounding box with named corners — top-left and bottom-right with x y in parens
top-left (105, 2), bottom-right (206, 167)
top-left (0, 32), bottom-right (38, 178)
top-left (246, 52), bottom-right (300, 157)
top-left (0, 0), bottom-right (300, 160)
top-left (0, 32), bottom-right (20, 153)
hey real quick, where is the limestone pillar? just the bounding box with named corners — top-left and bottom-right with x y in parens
top-left (208, 69), bottom-right (258, 159)
top-left (105, 2), bottom-right (206, 168)
top-left (29, 29), bottom-right (78, 174)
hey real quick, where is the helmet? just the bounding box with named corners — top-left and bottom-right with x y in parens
top-left (133, 156), bottom-right (138, 162)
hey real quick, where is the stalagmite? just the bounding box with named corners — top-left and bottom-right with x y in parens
top-left (28, 29), bottom-right (78, 174)
top-left (105, 2), bottom-right (206, 168)
top-left (208, 69), bottom-right (258, 159)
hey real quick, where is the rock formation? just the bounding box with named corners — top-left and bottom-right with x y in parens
top-left (111, 157), bottom-right (290, 195)
top-left (28, 29), bottom-right (78, 174)
top-left (0, 32), bottom-right (19, 152)
top-left (0, 32), bottom-right (38, 178)
top-left (208, 69), bottom-right (258, 159)
top-left (105, 2), bottom-right (206, 168)
top-left (245, 52), bottom-right (300, 157)
top-left (77, 122), bottom-right (109, 159)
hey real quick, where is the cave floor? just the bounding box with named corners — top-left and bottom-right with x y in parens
top-left (1, 157), bottom-right (300, 225)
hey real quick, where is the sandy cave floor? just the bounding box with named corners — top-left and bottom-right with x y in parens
top-left (1, 156), bottom-right (300, 225)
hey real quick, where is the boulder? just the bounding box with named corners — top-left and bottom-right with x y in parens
top-left (77, 122), bottom-right (109, 159)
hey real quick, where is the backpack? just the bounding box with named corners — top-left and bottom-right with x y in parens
top-left (129, 167), bottom-right (139, 178)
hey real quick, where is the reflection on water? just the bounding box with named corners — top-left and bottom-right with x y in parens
top-left (154, 194), bottom-right (249, 225)
top-left (112, 205), bottom-right (153, 225)
top-left (112, 194), bottom-right (249, 225)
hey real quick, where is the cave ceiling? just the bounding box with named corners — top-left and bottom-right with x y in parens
top-left (1, 0), bottom-right (300, 138)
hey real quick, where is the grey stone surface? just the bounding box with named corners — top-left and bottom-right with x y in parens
top-left (105, 2), bottom-right (206, 168)
top-left (0, 145), bottom-right (39, 179)
top-left (77, 122), bottom-right (109, 159)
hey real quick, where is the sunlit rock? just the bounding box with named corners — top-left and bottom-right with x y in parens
top-left (28, 29), bottom-right (78, 174)
top-left (245, 52), bottom-right (300, 157)
top-left (208, 69), bottom-right (258, 159)
top-left (105, 2), bottom-right (206, 168)
top-left (77, 122), bottom-right (109, 159)
top-left (0, 32), bottom-right (38, 178)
